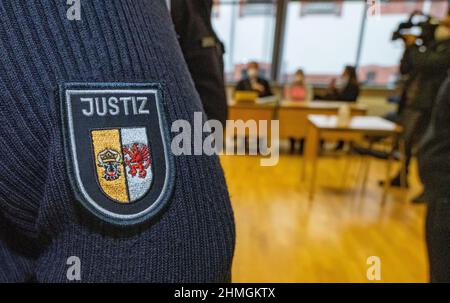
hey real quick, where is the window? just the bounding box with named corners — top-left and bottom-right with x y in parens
top-left (281, 1), bottom-right (365, 85)
top-left (212, 0), bottom-right (450, 87)
top-left (212, 1), bottom-right (277, 82)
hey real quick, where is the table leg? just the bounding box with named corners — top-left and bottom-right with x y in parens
top-left (301, 157), bottom-right (307, 182)
top-left (305, 125), bottom-right (319, 201)
top-left (341, 150), bottom-right (352, 188)
top-left (309, 154), bottom-right (318, 201)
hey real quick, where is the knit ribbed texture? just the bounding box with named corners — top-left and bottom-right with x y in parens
top-left (0, 0), bottom-right (235, 282)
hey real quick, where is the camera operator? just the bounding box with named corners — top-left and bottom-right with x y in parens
top-left (417, 15), bottom-right (450, 283)
top-left (386, 13), bottom-right (450, 203)
top-left (395, 34), bottom-right (420, 119)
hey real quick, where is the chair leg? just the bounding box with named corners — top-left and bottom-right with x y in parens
top-left (341, 151), bottom-right (352, 188)
top-left (361, 156), bottom-right (372, 195)
top-left (381, 154), bottom-right (393, 206)
top-left (360, 141), bottom-right (375, 196)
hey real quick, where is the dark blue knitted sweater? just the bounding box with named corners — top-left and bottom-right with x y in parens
top-left (0, 0), bottom-right (235, 282)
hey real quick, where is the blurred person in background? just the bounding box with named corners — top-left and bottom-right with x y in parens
top-left (394, 34), bottom-right (422, 120)
top-left (384, 13), bottom-right (450, 203)
top-left (284, 69), bottom-right (313, 103)
top-left (284, 69), bottom-right (312, 154)
top-left (235, 61), bottom-right (273, 98)
top-left (315, 65), bottom-right (360, 151)
top-left (171, 0), bottom-right (228, 126)
top-left (316, 65), bottom-right (360, 102)
top-left (418, 71), bottom-right (450, 282)
top-left (383, 33), bottom-right (422, 124)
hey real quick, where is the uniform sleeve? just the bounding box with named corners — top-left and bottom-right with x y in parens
top-left (0, 0), bottom-right (234, 283)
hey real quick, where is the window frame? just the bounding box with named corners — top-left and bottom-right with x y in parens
top-left (213, 0), bottom-right (447, 88)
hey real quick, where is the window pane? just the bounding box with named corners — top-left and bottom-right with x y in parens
top-left (359, 0), bottom-right (449, 88)
top-left (281, 1), bottom-right (365, 85)
top-left (212, 1), bottom-right (277, 82)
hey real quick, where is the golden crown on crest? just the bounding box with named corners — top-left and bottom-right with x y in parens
top-left (98, 149), bottom-right (121, 164)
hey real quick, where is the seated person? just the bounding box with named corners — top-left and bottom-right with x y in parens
top-left (235, 61), bottom-right (273, 98)
top-left (284, 69), bottom-right (312, 154)
top-left (284, 69), bottom-right (313, 102)
top-left (316, 65), bottom-right (360, 102)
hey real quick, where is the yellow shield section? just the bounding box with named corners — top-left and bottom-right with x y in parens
top-left (91, 129), bottom-right (129, 203)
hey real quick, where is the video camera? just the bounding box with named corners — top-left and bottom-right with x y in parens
top-left (392, 11), bottom-right (440, 46)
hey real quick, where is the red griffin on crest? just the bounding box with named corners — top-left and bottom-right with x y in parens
top-left (123, 143), bottom-right (151, 178)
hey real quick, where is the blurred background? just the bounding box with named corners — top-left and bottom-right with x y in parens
top-left (175, 0), bottom-right (450, 282)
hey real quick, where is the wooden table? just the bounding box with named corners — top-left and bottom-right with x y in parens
top-left (228, 100), bottom-right (367, 139)
top-left (278, 101), bottom-right (367, 140)
top-left (227, 101), bottom-right (276, 137)
top-left (228, 101), bottom-right (276, 122)
top-left (304, 115), bottom-right (402, 203)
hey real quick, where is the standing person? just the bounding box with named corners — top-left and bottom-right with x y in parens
top-left (235, 61), bottom-right (273, 98)
top-left (395, 34), bottom-right (422, 119)
top-left (384, 15), bottom-right (450, 203)
top-left (316, 66), bottom-right (360, 102)
top-left (418, 72), bottom-right (450, 282)
top-left (171, 0), bottom-right (228, 126)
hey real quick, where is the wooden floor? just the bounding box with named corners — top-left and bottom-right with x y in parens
top-left (220, 153), bottom-right (428, 282)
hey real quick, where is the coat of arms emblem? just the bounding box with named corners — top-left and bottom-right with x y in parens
top-left (60, 82), bottom-right (174, 226)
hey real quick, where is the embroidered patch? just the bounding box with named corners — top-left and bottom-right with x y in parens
top-left (60, 82), bottom-right (175, 226)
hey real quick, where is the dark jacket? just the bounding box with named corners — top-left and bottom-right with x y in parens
top-left (418, 71), bottom-right (450, 196)
top-left (396, 47), bottom-right (416, 114)
top-left (335, 83), bottom-right (360, 102)
top-left (235, 77), bottom-right (273, 98)
top-left (406, 39), bottom-right (450, 112)
top-left (171, 0), bottom-right (228, 125)
top-left (318, 82), bottom-right (360, 102)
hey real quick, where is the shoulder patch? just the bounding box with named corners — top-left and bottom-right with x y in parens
top-left (59, 82), bottom-right (175, 226)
